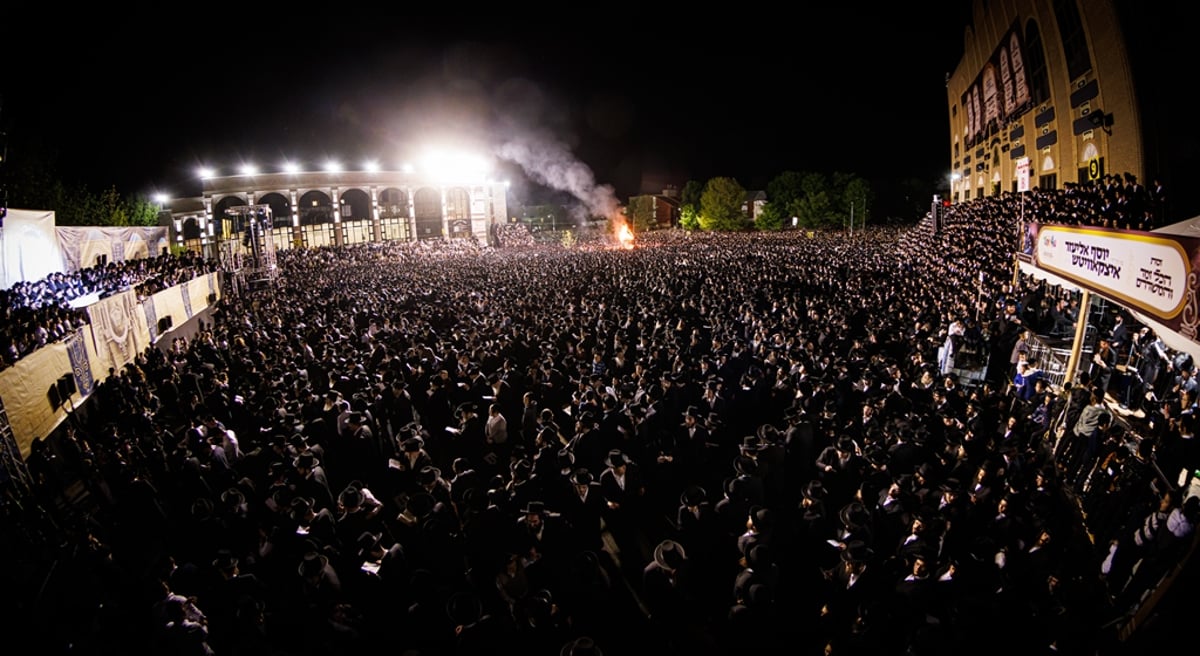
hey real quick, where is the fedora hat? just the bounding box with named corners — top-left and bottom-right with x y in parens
top-left (740, 435), bottom-right (764, 453)
top-left (356, 531), bottom-right (382, 558)
top-left (653, 539), bottom-right (688, 571)
top-left (298, 550), bottom-right (329, 578)
top-left (835, 435), bottom-right (856, 453)
top-left (289, 496), bottom-right (315, 520)
top-left (522, 500), bottom-right (547, 516)
top-left (401, 435), bottom-right (424, 452)
top-left (511, 459), bottom-right (533, 480)
top-left (733, 454), bottom-right (759, 476)
top-left (749, 506), bottom-right (775, 532)
top-left (864, 446), bottom-right (889, 466)
top-left (220, 487), bottom-right (246, 508)
top-left (417, 466), bottom-right (441, 486)
top-left (801, 479), bottom-right (826, 501)
top-left (680, 485), bottom-right (707, 507)
top-left (839, 501), bottom-right (871, 530)
top-left (293, 450), bottom-right (320, 470)
top-left (840, 540), bottom-right (875, 564)
top-left (571, 468), bottom-right (594, 486)
top-left (682, 405), bottom-right (702, 419)
top-left (339, 485), bottom-right (365, 508)
top-left (604, 449), bottom-right (628, 468)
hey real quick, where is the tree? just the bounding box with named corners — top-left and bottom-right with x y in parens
top-left (680, 180), bottom-right (704, 211)
top-left (699, 177), bottom-right (748, 231)
top-left (794, 190), bottom-right (835, 228)
top-left (627, 195), bottom-right (656, 233)
top-left (679, 204), bottom-right (700, 231)
top-left (841, 177), bottom-right (874, 230)
top-left (754, 201), bottom-right (786, 231)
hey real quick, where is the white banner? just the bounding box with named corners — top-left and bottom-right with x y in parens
top-left (1035, 225), bottom-right (1190, 318)
top-left (1016, 157), bottom-right (1031, 193)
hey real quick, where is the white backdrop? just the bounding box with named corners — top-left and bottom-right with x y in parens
top-left (1, 208), bottom-right (66, 290)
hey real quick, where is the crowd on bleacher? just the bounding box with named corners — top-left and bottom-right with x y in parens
top-left (0, 251), bottom-right (220, 369)
top-left (5, 172), bottom-right (1198, 656)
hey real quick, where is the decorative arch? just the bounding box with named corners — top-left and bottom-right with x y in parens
top-left (379, 188), bottom-right (410, 219)
top-left (1041, 154), bottom-right (1056, 171)
top-left (298, 190), bottom-right (334, 225)
top-left (258, 192), bottom-right (292, 227)
top-left (339, 189), bottom-right (371, 221)
top-left (213, 195), bottom-right (249, 220)
top-left (413, 187), bottom-right (443, 239)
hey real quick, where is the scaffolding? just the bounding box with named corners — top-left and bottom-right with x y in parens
top-left (222, 204), bottom-right (279, 296)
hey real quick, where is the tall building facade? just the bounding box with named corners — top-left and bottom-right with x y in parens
top-left (945, 0), bottom-right (1189, 220)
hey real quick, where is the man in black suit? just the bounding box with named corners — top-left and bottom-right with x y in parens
top-left (561, 468), bottom-right (606, 553)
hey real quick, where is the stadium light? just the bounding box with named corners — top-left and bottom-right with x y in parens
top-left (240, 163), bottom-right (259, 176)
top-left (198, 167), bottom-right (215, 179)
top-left (282, 161), bottom-right (301, 174)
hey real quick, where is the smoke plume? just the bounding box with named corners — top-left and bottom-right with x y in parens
top-left (494, 130), bottom-right (620, 221)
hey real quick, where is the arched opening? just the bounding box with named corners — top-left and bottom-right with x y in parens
top-left (414, 187), bottom-right (443, 239)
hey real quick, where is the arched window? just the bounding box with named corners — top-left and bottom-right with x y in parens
top-left (1024, 21), bottom-right (1052, 105)
top-left (1053, 0), bottom-right (1092, 81)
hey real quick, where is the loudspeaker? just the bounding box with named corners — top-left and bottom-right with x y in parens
top-left (48, 374), bottom-right (75, 409)
top-left (57, 373), bottom-right (76, 398)
top-left (158, 316), bottom-right (173, 332)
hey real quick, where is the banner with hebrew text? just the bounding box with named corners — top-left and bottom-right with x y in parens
top-left (86, 289), bottom-right (151, 374)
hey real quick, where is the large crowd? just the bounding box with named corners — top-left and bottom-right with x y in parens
top-left (0, 250), bottom-right (219, 368)
top-left (5, 173), bottom-right (1199, 656)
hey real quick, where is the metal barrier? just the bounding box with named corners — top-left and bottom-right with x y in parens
top-left (1025, 332), bottom-right (1073, 389)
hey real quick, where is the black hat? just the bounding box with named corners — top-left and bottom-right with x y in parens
top-left (840, 540), bottom-right (875, 564)
top-left (417, 466), bottom-right (441, 486)
top-left (556, 449), bottom-right (576, 469)
top-left (733, 454), bottom-right (759, 476)
top-left (653, 539), bottom-right (688, 571)
top-left (801, 479), bottom-right (826, 501)
top-left (404, 492), bottom-right (436, 519)
top-left (836, 435), bottom-right (856, 453)
top-left (839, 501), bottom-right (871, 529)
top-left (456, 402), bottom-right (478, 416)
top-left (339, 485), bottom-right (365, 508)
top-left (522, 500), bottom-right (546, 516)
top-left (680, 485), bottom-right (707, 507)
top-left (864, 446), bottom-right (889, 466)
top-left (347, 411), bottom-right (365, 425)
top-left (740, 435), bottom-right (764, 453)
top-left (756, 424), bottom-right (780, 443)
top-left (604, 449), bottom-right (628, 468)
top-left (577, 411), bottom-right (597, 426)
top-left (293, 450), bottom-right (320, 470)
top-left (356, 531), bottom-right (382, 557)
top-left (939, 477), bottom-right (962, 493)
top-left (298, 550), bottom-right (329, 578)
top-left (401, 435), bottom-right (425, 452)
top-left (571, 468), bottom-right (594, 486)
top-left (220, 487), bottom-right (245, 507)
top-left (683, 405), bottom-right (702, 419)
top-left (749, 506), bottom-right (775, 531)
top-left (289, 496), bottom-right (315, 520)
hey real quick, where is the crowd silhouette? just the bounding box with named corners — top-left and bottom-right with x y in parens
top-left (4, 172), bottom-right (1198, 656)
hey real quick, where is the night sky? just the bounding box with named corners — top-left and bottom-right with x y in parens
top-left (2, 9), bottom-right (971, 212)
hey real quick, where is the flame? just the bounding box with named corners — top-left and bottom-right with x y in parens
top-left (616, 222), bottom-right (634, 249)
